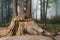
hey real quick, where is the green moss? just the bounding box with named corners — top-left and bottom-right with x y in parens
top-left (38, 24), bottom-right (60, 32)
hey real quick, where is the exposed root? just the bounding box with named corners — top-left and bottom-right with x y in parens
top-left (0, 17), bottom-right (54, 37)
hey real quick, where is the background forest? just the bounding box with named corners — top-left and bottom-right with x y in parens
top-left (0, 0), bottom-right (60, 32)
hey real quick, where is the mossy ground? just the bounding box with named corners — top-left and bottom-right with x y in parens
top-left (38, 23), bottom-right (60, 32)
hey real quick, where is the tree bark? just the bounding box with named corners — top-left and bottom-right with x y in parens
top-left (25, 0), bottom-right (31, 19)
top-left (13, 0), bottom-right (17, 18)
top-left (18, 0), bottom-right (25, 20)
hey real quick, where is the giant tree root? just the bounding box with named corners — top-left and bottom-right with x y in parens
top-left (7, 18), bottom-right (44, 36)
top-left (0, 17), bottom-right (55, 37)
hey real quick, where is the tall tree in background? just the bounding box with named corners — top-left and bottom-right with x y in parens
top-left (13, 0), bottom-right (18, 17)
top-left (1, 0), bottom-right (3, 24)
top-left (26, 0), bottom-right (31, 19)
top-left (42, 0), bottom-right (48, 27)
top-left (42, 0), bottom-right (47, 27)
top-left (45, 0), bottom-right (48, 26)
top-left (36, 0), bottom-right (38, 20)
top-left (42, 0), bottom-right (45, 22)
top-left (7, 0), bottom-right (11, 22)
top-left (55, 0), bottom-right (57, 22)
top-left (40, 0), bottom-right (43, 22)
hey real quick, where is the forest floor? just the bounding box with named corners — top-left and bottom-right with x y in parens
top-left (0, 23), bottom-right (60, 40)
top-left (0, 35), bottom-right (54, 40)
top-left (0, 34), bottom-right (60, 40)
top-left (0, 27), bottom-right (53, 40)
top-left (38, 23), bottom-right (60, 32)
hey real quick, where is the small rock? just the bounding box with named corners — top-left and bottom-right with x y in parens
top-left (57, 32), bottom-right (60, 35)
top-left (55, 35), bottom-right (60, 40)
